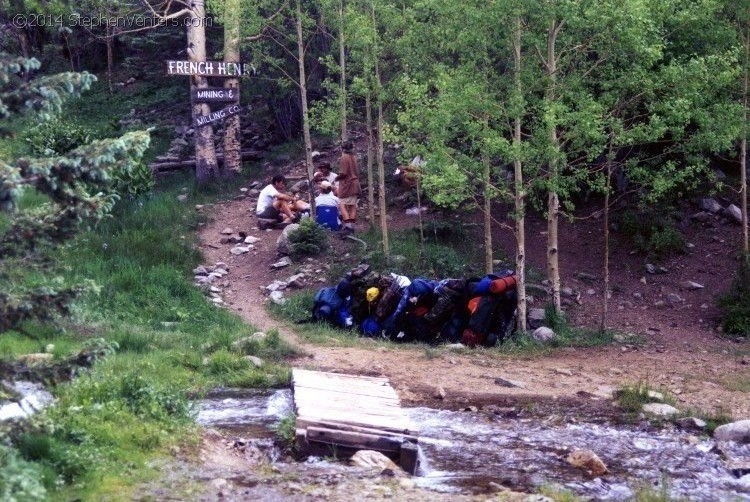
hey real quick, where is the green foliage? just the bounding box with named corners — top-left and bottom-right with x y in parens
top-left (718, 256), bottom-right (750, 337)
top-left (274, 412), bottom-right (298, 455)
top-left (0, 54), bottom-right (96, 120)
top-left (616, 382), bottom-right (659, 413)
top-left (289, 217), bottom-right (329, 256)
top-left (618, 209), bottom-right (685, 257)
top-left (0, 53), bottom-right (151, 334)
top-left (22, 118), bottom-right (97, 156)
top-left (0, 444), bottom-right (47, 501)
top-left (362, 225), bottom-right (484, 278)
top-left (110, 160), bottom-right (155, 200)
top-left (15, 432), bottom-right (94, 486)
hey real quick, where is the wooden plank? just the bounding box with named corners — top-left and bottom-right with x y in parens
top-left (294, 368), bottom-right (392, 383)
top-left (294, 394), bottom-right (399, 407)
top-left (149, 149), bottom-right (263, 172)
top-left (295, 405), bottom-right (407, 424)
top-left (295, 419), bottom-right (419, 443)
top-left (293, 378), bottom-right (398, 399)
top-left (292, 379), bottom-right (398, 401)
top-left (297, 413), bottom-right (417, 436)
top-left (306, 426), bottom-right (402, 453)
top-left (294, 393), bottom-right (402, 411)
top-left (293, 369), bottom-right (420, 455)
top-left (400, 442), bottom-right (420, 474)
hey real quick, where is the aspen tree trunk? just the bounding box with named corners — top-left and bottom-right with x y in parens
top-left (296, 0), bottom-right (316, 215)
top-left (372, 4), bottom-right (388, 257)
top-left (188, 4), bottom-right (218, 185)
top-left (106, 27), bottom-right (113, 93)
top-left (366, 90), bottom-right (375, 224)
top-left (601, 137), bottom-right (614, 332)
top-left (513, 15), bottom-right (527, 332)
top-left (416, 171), bottom-right (425, 259)
top-left (339, 0), bottom-right (348, 143)
top-left (223, 0), bottom-right (242, 177)
top-left (545, 19), bottom-right (563, 312)
top-left (742, 27), bottom-right (749, 254)
top-left (375, 60), bottom-right (389, 258)
top-left (482, 142), bottom-right (493, 274)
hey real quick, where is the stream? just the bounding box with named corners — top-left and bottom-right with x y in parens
top-left (196, 389), bottom-right (750, 501)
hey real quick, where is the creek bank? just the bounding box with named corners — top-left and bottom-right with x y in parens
top-left (162, 389), bottom-right (750, 501)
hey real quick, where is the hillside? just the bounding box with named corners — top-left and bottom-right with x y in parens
top-left (191, 148), bottom-right (750, 420)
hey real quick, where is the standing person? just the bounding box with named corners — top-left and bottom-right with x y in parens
top-left (337, 141), bottom-right (361, 233)
top-left (256, 174), bottom-right (307, 225)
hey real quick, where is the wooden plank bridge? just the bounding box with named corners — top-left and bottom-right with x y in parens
top-left (291, 368), bottom-right (420, 473)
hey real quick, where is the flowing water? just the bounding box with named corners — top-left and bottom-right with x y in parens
top-left (196, 390), bottom-right (750, 501)
top-left (0, 380), bottom-right (55, 421)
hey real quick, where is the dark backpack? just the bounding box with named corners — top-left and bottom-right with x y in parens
top-left (463, 291), bottom-right (517, 347)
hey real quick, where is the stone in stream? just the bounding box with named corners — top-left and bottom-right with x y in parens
top-left (350, 450), bottom-right (405, 477)
top-left (676, 417), bottom-right (707, 431)
top-left (714, 419), bottom-right (750, 443)
top-left (642, 403), bottom-right (680, 417)
top-left (567, 449), bottom-right (608, 476)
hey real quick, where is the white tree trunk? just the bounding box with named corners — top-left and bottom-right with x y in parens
top-left (339, 0), bottom-right (348, 143)
top-left (546, 19), bottom-right (562, 312)
top-left (513, 15), bottom-right (527, 332)
top-left (483, 146), bottom-right (493, 274)
top-left (188, 3), bottom-right (218, 185)
top-left (742, 28), bottom-right (749, 254)
top-left (296, 0), bottom-right (316, 214)
top-left (366, 90), bottom-right (375, 224)
top-left (223, 0), bottom-right (242, 177)
top-left (375, 59), bottom-right (389, 258)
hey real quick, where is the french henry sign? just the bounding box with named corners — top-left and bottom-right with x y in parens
top-left (191, 87), bottom-right (240, 102)
top-left (167, 60), bottom-right (254, 77)
top-left (194, 104), bottom-right (242, 128)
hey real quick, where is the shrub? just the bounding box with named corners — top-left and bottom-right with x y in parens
top-left (618, 209), bottom-right (684, 258)
top-left (289, 218), bottom-right (328, 256)
top-left (718, 257), bottom-right (750, 337)
top-left (0, 445), bottom-right (47, 501)
top-left (23, 118), bottom-right (98, 156)
top-left (111, 159), bottom-right (155, 199)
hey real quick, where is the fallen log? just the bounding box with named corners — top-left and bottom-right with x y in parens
top-left (149, 149), bottom-right (264, 173)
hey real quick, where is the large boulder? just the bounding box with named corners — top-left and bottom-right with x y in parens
top-left (276, 224), bottom-right (300, 255)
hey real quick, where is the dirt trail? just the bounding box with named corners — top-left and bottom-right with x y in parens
top-left (197, 196), bottom-right (749, 419)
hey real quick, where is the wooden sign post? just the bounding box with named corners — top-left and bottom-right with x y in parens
top-left (166, 59), bottom-right (249, 174)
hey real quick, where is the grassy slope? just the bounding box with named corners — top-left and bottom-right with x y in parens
top-left (0, 77), bottom-right (296, 500)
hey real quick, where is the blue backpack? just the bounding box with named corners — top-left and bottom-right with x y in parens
top-left (312, 287), bottom-right (352, 328)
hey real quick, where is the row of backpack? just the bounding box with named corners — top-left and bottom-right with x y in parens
top-left (309, 264), bottom-right (518, 347)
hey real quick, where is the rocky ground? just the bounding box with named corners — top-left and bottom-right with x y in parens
top-left (188, 154), bottom-right (749, 420)
top-left (142, 142), bottom-right (750, 501)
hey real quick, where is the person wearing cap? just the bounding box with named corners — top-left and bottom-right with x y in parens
top-left (315, 161), bottom-right (338, 185)
top-left (337, 141), bottom-right (361, 233)
top-left (314, 180), bottom-right (341, 208)
top-left (256, 174), bottom-right (307, 224)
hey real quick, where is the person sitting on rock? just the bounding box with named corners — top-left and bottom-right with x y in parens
top-left (256, 174), bottom-right (308, 224)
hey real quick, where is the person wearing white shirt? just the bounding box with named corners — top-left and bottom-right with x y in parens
top-left (256, 174), bottom-right (307, 223)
